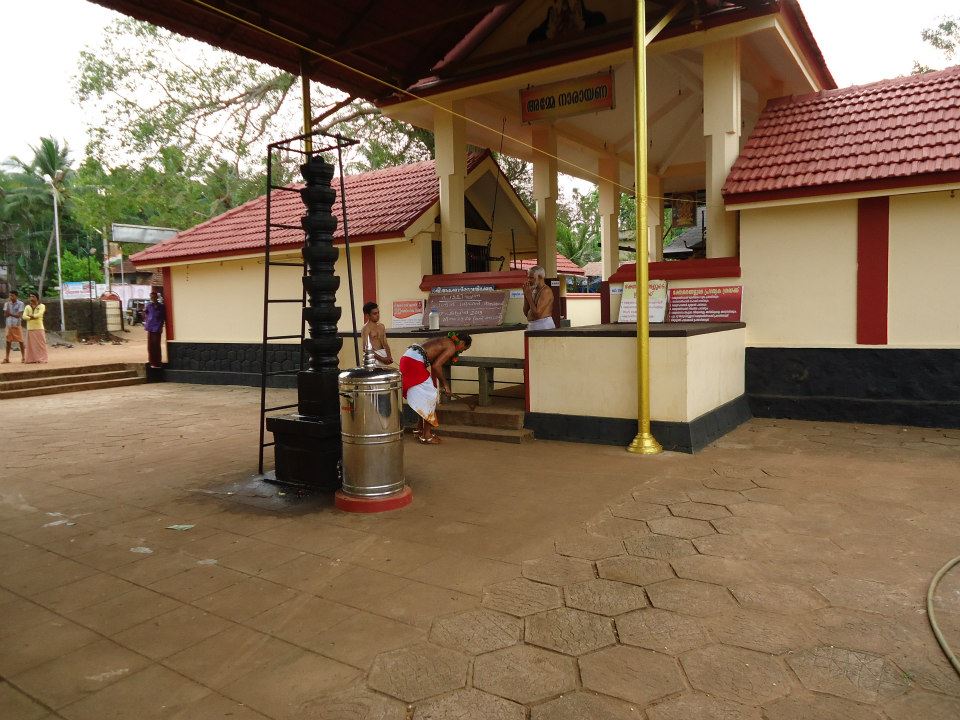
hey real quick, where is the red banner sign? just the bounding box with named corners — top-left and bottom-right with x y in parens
top-left (520, 72), bottom-right (615, 123)
top-left (667, 286), bottom-right (742, 323)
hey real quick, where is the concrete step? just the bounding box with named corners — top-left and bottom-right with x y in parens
top-left (437, 404), bottom-right (525, 430)
top-left (1, 370), bottom-right (138, 391)
top-left (0, 376), bottom-right (145, 400)
top-left (437, 424), bottom-right (534, 444)
top-left (0, 362), bottom-right (130, 381)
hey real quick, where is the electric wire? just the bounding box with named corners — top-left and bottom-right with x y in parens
top-left (186, 0), bottom-right (696, 208)
top-left (927, 555), bottom-right (960, 677)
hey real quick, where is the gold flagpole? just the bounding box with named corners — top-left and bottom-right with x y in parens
top-left (628, 0), bottom-right (662, 455)
top-left (301, 58), bottom-right (313, 154)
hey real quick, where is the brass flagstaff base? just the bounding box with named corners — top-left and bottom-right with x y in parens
top-left (628, 431), bottom-right (663, 455)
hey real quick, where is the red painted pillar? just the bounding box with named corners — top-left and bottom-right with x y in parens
top-left (161, 266), bottom-right (175, 341)
top-left (361, 245), bottom-right (377, 304)
top-left (856, 197), bottom-right (889, 345)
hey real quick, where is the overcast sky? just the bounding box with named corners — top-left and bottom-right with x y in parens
top-left (0, 0), bottom-right (956, 163)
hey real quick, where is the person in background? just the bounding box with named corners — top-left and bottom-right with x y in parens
top-left (399, 332), bottom-right (472, 444)
top-left (523, 265), bottom-right (556, 330)
top-left (144, 291), bottom-right (166, 368)
top-left (22, 292), bottom-right (48, 364)
top-left (360, 301), bottom-right (393, 367)
top-left (3, 290), bottom-right (25, 364)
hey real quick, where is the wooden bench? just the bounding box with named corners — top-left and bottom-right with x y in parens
top-left (443, 356), bottom-right (524, 406)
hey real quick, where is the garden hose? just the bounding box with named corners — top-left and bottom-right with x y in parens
top-left (927, 555), bottom-right (960, 677)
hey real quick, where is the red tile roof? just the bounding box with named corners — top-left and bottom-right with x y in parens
top-left (513, 254), bottom-right (585, 276)
top-left (133, 151), bottom-right (490, 266)
top-left (723, 65), bottom-right (960, 204)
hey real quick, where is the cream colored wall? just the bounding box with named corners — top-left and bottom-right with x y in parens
top-left (171, 256), bottom-right (301, 343)
top-left (566, 295), bottom-right (601, 327)
top-left (888, 191), bottom-right (960, 347)
top-left (740, 200), bottom-right (858, 346)
top-left (528, 330), bottom-right (744, 423)
top-left (374, 241), bottom-right (429, 331)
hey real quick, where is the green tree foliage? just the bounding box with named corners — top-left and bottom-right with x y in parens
top-left (59, 250), bottom-right (104, 283)
top-left (913, 15), bottom-right (958, 73)
top-left (556, 188), bottom-right (601, 266)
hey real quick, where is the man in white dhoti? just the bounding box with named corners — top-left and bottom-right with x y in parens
top-left (360, 302), bottom-right (393, 366)
top-left (399, 332), bottom-right (471, 444)
top-left (523, 265), bottom-right (556, 331)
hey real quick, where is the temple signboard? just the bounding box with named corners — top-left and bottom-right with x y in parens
top-left (520, 72), bottom-right (614, 123)
top-left (667, 286), bottom-right (743, 323)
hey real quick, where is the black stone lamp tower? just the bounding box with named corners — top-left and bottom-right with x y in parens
top-left (265, 155), bottom-right (343, 490)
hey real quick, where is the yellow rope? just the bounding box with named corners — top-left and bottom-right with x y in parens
top-left (188, 0), bottom-right (701, 207)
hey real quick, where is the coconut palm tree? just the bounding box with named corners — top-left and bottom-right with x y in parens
top-left (3, 138), bottom-right (73, 295)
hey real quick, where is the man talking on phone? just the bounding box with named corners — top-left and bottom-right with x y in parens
top-left (522, 265), bottom-right (555, 331)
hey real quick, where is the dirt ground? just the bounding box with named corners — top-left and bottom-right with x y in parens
top-left (1, 382), bottom-right (959, 719)
top-left (1, 326), bottom-right (155, 372)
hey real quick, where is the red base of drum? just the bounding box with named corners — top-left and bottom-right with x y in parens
top-left (334, 486), bottom-right (413, 513)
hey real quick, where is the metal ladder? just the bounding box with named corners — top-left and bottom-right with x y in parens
top-left (256, 131), bottom-right (359, 476)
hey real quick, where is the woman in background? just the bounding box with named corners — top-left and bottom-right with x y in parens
top-left (23, 292), bottom-right (48, 364)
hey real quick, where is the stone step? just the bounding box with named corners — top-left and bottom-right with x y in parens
top-left (0, 376), bottom-right (146, 400)
top-left (436, 424), bottom-right (534, 444)
top-left (0, 362), bottom-right (130, 381)
top-left (1, 369), bottom-right (139, 391)
top-left (437, 405), bottom-right (525, 430)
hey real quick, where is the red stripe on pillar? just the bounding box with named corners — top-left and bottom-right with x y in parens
top-left (161, 267), bottom-right (175, 341)
top-left (524, 332), bottom-right (530, 414)
top-left (361, 245), bottom-right (377, 304)
top-left (856, 197), bottom-right (889, 345)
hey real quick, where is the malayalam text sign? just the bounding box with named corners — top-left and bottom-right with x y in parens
top-left (617, 280), bottom-right (668, 324)
top-left (391, 299), bottom-right (424, 329)
top-left (520, 72), bottom-right (615, 123)
top-left (667, 286), bottom-right (742, 323)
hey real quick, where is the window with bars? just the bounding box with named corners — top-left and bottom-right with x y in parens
top-left (431, 241), bottom-right (491, 274)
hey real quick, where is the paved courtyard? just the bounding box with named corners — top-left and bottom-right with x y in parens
top-left (2, 383), bottom-right (960, 719)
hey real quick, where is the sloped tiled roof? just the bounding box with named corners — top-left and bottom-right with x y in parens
top-left (724, 65), bottom-right (960, 204)
top-left (513, 254), bottom-right (585, 276)
top-left (133, 151), bottom-right (490, 266)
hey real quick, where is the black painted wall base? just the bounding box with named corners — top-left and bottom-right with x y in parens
top-left (747, 347), bottom-right (960, 429)
top-left (265, 414), bottom-right (341, 491)
top-left (525, 395), bottom-right (752, 453)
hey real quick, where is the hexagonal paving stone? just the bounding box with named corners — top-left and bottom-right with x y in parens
top-left (473, 645), bottom-right (577, 704)
top-left (668, 502), bottom-right (732, 521)
top-left (813, 577), bottom-right (915, 617)
top-left (647, 517), bottom-right (716, 540)
top-left (646, 579), bottom-right (737, 617)
top-left (786, 645), bottom-right (910, 703)
top-left (414, 688), bottom-right (525, 720)
top-left (687, 489), bottom-right (745, 507)
top-left (554, 534), bottom-right (624, 560)
top-left (367, 643), bottom-right (468, 703)
top-left (564, 578), bottom-right (648, 616)
top-left (305, 685), bottom-right (407, 719)
top-left (883, 690), bottom-right (960, 720)
top-left (609, 500), bottom-right (670, 521)
top-left (616, 607), bottom-right (711, 655)
top-left (702, 475), bottom-right (757, 492)
top-left (531, 691), bottom-right (643, 719)
top-left (482, 578), bottom-right (562, 617)
top-left (525, 607), bottom-right (615, 656)
top-left (632, 487), bottom-right (689, 505)
top-left (729, 582), bottom-right (827, 615)
top-left (763, 692), bottom-right (887, 720)
top-left (712, 464), bottom-right (766, 481)
top-left (585, 515), bottom-right (650, 540)
top-left (580, 645), bottom-right (685, 706)
top-left (597, 556), bottom-right (673, 586)
top-left (670, 555), bottom-right (760, 586)
top-left (522, 555), bottom-right (596, 587)
top-left (646, 692), bottom-right (762, 720)
top-left (429, 609), bottom-right (522, 655)
top-left (707, 609), bottom-right (814, 655)
top-left (681, 644), bottom-right (791, 705)
top-left (624, 534), bottom-right (697, 560)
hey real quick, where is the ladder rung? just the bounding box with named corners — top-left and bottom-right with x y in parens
top-left (264, 369), bottom-right (298, 377)
top-left (269, 223), bottom-right (302, 230)
top-left (268, 262), bottom-right (303, 267)
top-left (267, 299), bottom-right (303, 303)
top-left (269, 185), bottom-right (301, 193)
top-left (266, 334), bottom-right (301, 340)
top-left (261, 441), bottom-right (276, 448)
top-left (264, 403), bottom-right (298, 412)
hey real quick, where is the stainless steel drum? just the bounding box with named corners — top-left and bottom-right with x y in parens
top-left (338, 356), bottom-right (405, 498)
